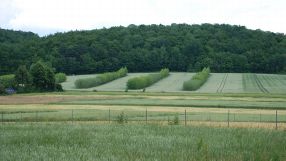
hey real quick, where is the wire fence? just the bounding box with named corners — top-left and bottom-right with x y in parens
top-left (1, 109), bottom-right (286, 129)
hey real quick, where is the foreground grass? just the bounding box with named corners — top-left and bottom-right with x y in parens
top-left (1, 124), bottom-right (285, 161)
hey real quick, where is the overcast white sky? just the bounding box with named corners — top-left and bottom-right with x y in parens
top-left (0, 0), bottom-right (285, 36)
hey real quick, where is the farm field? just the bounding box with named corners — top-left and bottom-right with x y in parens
top-left (61, 72), bottom-right (286, 93)
top-left (1, 92), bottom-right (286, 160)
top-left (1, 92), bottom-right (286, 128)
top-left (1, 124), bottom-right (286, 161)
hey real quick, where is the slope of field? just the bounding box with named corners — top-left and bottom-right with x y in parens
top-left (146, 72), bottom-right (194, 92)
top-left (61, 73), bottom-right (286, 93)
top-left (61, 74), bottom-right (98, 90)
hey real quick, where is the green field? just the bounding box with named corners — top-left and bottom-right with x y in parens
top-left (1, 124), bottom-right (286, 161)
top-left (61, 73), bottom-right (286, 93)
top-left (1, 92), bottom-right (286, 124)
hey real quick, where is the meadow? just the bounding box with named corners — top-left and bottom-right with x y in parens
top-left (1, 92), bottom-right (286, 128)
top-left (1, 124), bottom-right (286, 161)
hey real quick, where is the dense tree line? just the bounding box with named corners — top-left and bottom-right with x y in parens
top-left (1, 23), bottom-right (286, 75)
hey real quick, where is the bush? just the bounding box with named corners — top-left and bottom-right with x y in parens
top-left (0, 83), bottom-right (6, 95)
top-left (0, 74), bottom-right (16, 88)
top-left (168, 114), bottom-right (180, 125)
top-left (55, 83), bottom-right (64, 92)
top-left (116, 112), bottom-right (128, 124)
top-left (75, 67), bottom-right (128, 89)
top-left (55, 73), bottom-right (67, 83)
top-left (127, 68), bottom-right (169, 89)
top-left (183, 67), bottom-right (210, 91)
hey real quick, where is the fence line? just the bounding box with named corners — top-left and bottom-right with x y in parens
top-left (0, 109), bottom-right (285, 129)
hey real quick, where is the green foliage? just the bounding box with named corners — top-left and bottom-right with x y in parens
top-left (116, 112), bottom-right (128, 124)
top-left (55, 73), bottom-right (67, 83)
top-left (1, 24), bottom-right (286, 75)
top-left (0, 74), bottom-right (16, 88)
top-left (75, 67), bottom-right (128, 89)
top-left (55, 83), bottom-right (64, 92)
top-left (183, 67), bottom-right (210, 91)
top-left (127, 68), bottom-right (169, 89)
top-left (30, 61), bottom-right (56, 91)
top-left (168, 114), bottom-right (180, 125)
top-left (0, 83), bottom-right (5, 95)
top-left (15, 65), bottom-right (31, 86)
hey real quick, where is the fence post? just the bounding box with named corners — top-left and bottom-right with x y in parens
top-left (109, 108), bottom-right (111, 124)
top-left (72, 109), bottom-right (74, 124)
top-left (227, 110), bottom-right (230, 128)
top-left (145, 108), bottom-right (147, 124)
top-left (185, 109), bottom-right (187, 126)
top-left (234, 113), bottom-right (235, 122)
top-left (276, 110), bottom-right (278, 130)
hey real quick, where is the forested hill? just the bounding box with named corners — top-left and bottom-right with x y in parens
top-left (1, 24), bottom-right (286, 75)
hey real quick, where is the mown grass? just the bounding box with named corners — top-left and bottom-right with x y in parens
top-left (1, 124), bottom-right (285, 161)
top-left (74, 67), bottom-right (128, 88)
top-left (59, 97), bottom-right (286, 109)
top-left (1, 104), bottom-right (285, 123)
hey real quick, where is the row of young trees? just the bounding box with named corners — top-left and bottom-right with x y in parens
top-left (127, 68), bottom-right (169, 89)
top-left (0, 23), bottom-right (286, 75)
top-left (183, 67), bottom-right (210, 91)
top-left (0, 61), bottom-right (63, 95)
top-left (75, 67), bottom-right (128, 88)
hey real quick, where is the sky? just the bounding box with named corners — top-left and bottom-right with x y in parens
top-left (0, 0), bottom-right (285, 36)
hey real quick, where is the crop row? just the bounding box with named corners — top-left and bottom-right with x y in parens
top-left (127, 68), bottom-right (169, 89)
top-left (183, 67), bottom-right (210, 91)
top-left (75, 67), bottom-right (128, 88)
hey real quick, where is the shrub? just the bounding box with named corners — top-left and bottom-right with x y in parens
top-left (75, 67), bottom-right (128, 89)
top-left (55, 83), bottom-right (64, 92)
top-left (0, 83), bottom-right (6, 95)
top-left (183, 67), bottom-right (210, 91)
top-left (55, 73), bottom-right (67, 83)
top-left (116, 112), bottom-right (128, 124)
top-left (0, 74), bottom-right (16, 88)
top-left (127, 68), bottom-right (169, 89)
top-left (168, 114), bottom-right (180, 125)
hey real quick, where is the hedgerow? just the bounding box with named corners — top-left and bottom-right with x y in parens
top-left (127, 68), bottom-right (169, 89)
top-left (183, 67), bottom-right (210, 91)
top-left (0, 74), bottom-right (16, 88)
top-left (75, 67), bottom-right (128, 89)
top-left (55, 73), bottom-right (67, 83)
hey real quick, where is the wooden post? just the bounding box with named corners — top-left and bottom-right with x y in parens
top-left (276, 110), bottom-right (278, 130)
top-left (185, 109), bottom-right (187, 126)
top-left (72, 109), bottom-right (74, 124)
top-left (227, 110), bottom-right (230, 128)
top-left (109, 108), bottom-right (111, 123)
top-left (145, 108), bottom-right (147, 124)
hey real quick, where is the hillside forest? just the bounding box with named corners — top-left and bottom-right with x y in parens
top-left (0, 23), bottom-right (286, 75)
